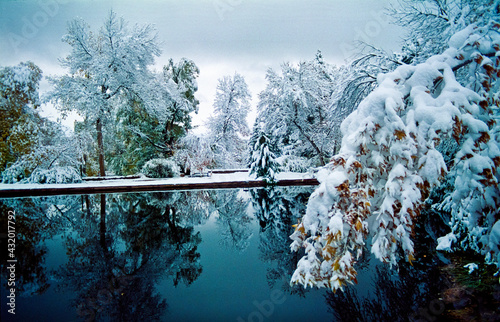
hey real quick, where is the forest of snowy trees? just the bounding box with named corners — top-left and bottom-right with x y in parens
top-left (1, 0), bottom-right (499, 290)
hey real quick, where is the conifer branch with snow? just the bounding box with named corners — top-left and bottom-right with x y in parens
top-left (249, 130), bottom-right (280, 183)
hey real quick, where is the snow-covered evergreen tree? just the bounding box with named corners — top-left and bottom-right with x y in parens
top-left (290, 21), bottom-right (500, 291)
top-left (108, 58), bottom-right (200, 176)
top-left (207, 72), bottom-right (251, 168)
top-left (249, 130), bottom-right (279, 183)
top-left (247, 119), bottom-right (261, 167)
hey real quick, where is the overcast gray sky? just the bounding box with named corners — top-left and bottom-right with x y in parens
top-left (0, 0), bottom-right (405, 130)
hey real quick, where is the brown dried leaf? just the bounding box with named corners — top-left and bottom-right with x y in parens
top-left (452, 116), bottom-right (462, 143)
top-left (352, 161), bottom-right (362, 169)
top-left (355, 220), bottom-right (363, 232)
top-left (336, 180), bottom-right (350, 192)
top-left (394, 129), bottom-right (406, 140)
top-left (478, 132), bottom-right (490, 144)
top-left (408, 253), bottom-right (415, 266)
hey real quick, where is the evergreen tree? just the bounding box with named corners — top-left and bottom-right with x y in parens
top-left (108, 58), bottom-right (200, 176)
top-left (249, 130), bottom-right (279, 183)
top-left (162, 58), bottom-right (200, 146)
top-left (247, 119), bottom-right (262, 167)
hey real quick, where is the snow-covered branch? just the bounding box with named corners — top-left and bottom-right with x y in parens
top-left (290, 21), bottom-right (500, 291)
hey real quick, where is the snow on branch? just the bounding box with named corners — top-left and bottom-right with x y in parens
top-left (290, 21), bottom-right (500, 291)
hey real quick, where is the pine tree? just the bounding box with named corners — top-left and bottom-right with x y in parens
top-left (249, 131), bottom-right (279, 183)
top-left (247, 119), bottom-right (262, 167)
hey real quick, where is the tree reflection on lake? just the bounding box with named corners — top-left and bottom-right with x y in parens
top-left (1, 187), bottom-right (451, 321)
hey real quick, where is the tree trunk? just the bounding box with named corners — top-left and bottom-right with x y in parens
top-left (82, 154), bottom-right (88, 177)
top-left (96, 118), bottom-right (106, 177)
top-left (99, 194), bottom-right (109, 258)
top-left (292, 119), bottom-right (326, 166)
top-left (84, 195), bottom-right (91, 218)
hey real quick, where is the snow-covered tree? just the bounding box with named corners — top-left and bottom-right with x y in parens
top-left (162, 58), bottom-right (200, 145)
top-left (388, 0), bottom-right (500, 64)
top-left (290, 21), bottom-right (500, 291)
top-left (207, 73), bottom-right (251, 168)
top-left (1, 124), bottom-right (87, 184)
top-left (0, 61), bottom-right (42, 173)
top-left (247, 119), bottom-right (261, 166)
top-left (47, 11), bottom-right (161, 177)
top-left (249, 129), bottom-right (279, 183)
top-left (329, 1), bottom-right (500, 158)
top-left (329, 50), bottom-right (408, 154)
top-left (215, 190), bottom-right (252, 251)
top-left (1, 62), bottom-right (84, 183)
top-left (106, 58), bottom-right (200, 176)
top-left (258, 52), bottom-right (337, 167)
top-left (174, 133), bottom-right (215, 175)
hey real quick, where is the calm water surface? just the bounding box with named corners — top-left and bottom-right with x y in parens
top-left (1, 187), bottom-right (446, 321)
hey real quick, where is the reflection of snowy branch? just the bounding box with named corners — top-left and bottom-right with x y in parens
top-left (215, 190), bottom-right (252, 252)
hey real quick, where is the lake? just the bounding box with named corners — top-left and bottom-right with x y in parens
top-left (1, 187), bottom-right (449, 321)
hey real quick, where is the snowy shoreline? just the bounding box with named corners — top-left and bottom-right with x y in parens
top-left (0, 172), bottom-right (318, 198)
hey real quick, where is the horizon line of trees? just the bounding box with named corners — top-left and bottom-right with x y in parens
top-left (0, 9), bottom-right (355, 183)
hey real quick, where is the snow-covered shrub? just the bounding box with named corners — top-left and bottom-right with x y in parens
top-left (175, 133), bottom-right (215, 174)
top-left (141, 158), bottom-right (180, 178)
top-left (1, 162), bottom-right (30, 183)
top-left (276, 155), bottom-right (311, 173)
top-left (2, 165), bottom-right (82, 184)
top-left (290, 21), bottom-right (500, 291)
top-left (28, 167), bottom-right (82, 184)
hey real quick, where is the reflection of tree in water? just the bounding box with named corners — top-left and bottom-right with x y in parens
top-left (0, 196), bottom-right (78, 297)
top-left (325, 208), bottom-right (450, 321)
top-left (251, 186), bottom-right (314, 296)
top-left (145, 192), bottom-right (207, 286)
top-left (54, 191), bottom-right (207, 321)
top-left (214, 190), bottom-right (252, 252)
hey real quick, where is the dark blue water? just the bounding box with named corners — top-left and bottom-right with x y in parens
top-left (1, 187), bottom-right (447, 321)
